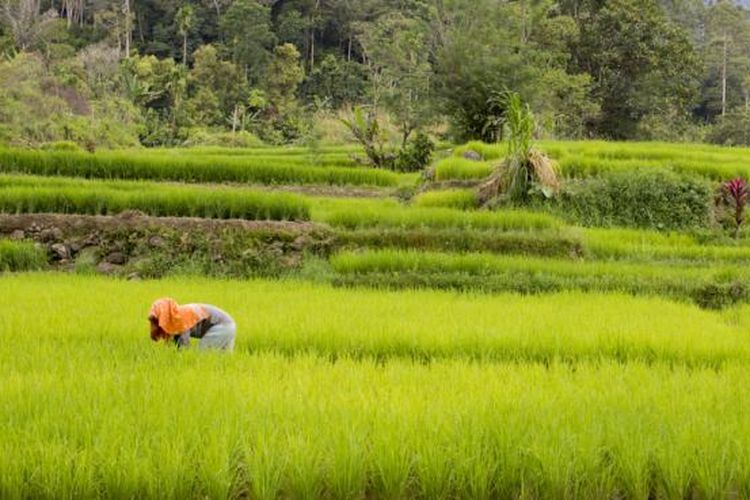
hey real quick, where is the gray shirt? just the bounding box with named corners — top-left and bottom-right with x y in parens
top-left (174, 304), bottom-right (235, 347)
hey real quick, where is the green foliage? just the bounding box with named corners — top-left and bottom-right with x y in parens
top-left (393, 132), bottom-right (434, 172)
top-left (303, 54), bottom-right (367, 108)
top-left (0, 240), bottom-right (46, 271)
top-left (503, 92), bottom-right (536, 202)
top-left (707, 108), bottom-right (750, 146)
top-left (574, 0), bottom-right (701, 139)
top-left (0, 53), bottom-right (141, 149)
top-left (553, 168), bottom-right (712, 230)
top-left (182, 129), bottom-right (263, 148)
top-left (218, 0), bottom-right (275, 84)
top-left (340, 107), bottom-right (395, 169)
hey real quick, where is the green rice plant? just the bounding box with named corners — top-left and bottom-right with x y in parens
top-left (0, 175), bottom-right (310, 221)
top-left (331, 249), bottom-right (750, 307)
top-left (338, 228), bottom-right (583, 257)
top-left (583, 227), bottom-right (750, 263)
top-left (0, 240), bottom-right (46, 271)
top-left (452, 140), bottom-right (505, 160)
top-left (318, 204), bottom-right (563, 231)
top-left (412, 189), bottom-right (479, 209)
top-left (3, 272), bottom-right (750, 368)
top-left (433, 157), bottom-right (494, 181)
top-left (3, 274), bottom-right (750, 497)
top-left (0, 148), bottom-right (401, 187)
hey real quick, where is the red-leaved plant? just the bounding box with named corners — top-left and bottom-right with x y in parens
top-left (719, 177), bottom-right (749, 238)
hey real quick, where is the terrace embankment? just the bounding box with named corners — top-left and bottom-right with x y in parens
top-left (0, 212), bottom-right (334, 278)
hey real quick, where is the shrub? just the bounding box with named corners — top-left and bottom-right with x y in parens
top-left (716, 178), bottom-right (749, 239)
top-left (552, 168), bottom-right (712, 230)
top-left (393, 132), bottom-right (435, 172)
top-left (183, 130), bottom-right (264, 148)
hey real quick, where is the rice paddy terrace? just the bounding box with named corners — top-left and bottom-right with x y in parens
top-left (3, 141), bottom-right (750, 498)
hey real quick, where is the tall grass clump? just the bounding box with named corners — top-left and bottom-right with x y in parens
top-left (0, 148), bottom-right (401, 187)
top-left (412, 189), bottom-right (479, 209)
top-left (0, 175), bottom-right (310, 220)
top-left (0, 240), bottom-right (46, 271)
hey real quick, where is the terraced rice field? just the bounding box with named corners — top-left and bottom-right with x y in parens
top-left (2, 140), bottom-right (750, 498)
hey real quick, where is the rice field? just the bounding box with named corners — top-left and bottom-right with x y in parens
top-left (0, 174), bottom-right (311, 220)
top-left (451, 140), bottom-right (750, 180)
top-left (4, 140), bottom-right (750, 498)
top-left (0, 148), bottom-right (404, 187)
top-left (2, 274), bottom-right (750, 498)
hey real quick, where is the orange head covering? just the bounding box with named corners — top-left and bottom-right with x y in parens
top-left (149, 298), bottom-right (207, 336)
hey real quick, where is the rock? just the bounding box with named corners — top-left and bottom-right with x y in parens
top-left (50, 243), bottom-right (71, 260)
top-left (81, 233), bottom-right (100, 247)
top-left (105, 251), bottom-right (127, 265)
top-left (127, 272), bottom-right (141, 281)
top-left (9, 229), bottom-right (25, 241)
top-left (96, 262), bottom-right (121, 275)
top-left (39, 227), bottom-right (63, 243)
top-left (116, 209), bottom-right (146, 220)
top-left (462, 150), bottom-right (482, 161)
top-left (148, 235), bottom-right (166, 248)
top-left (291, 235), bottom-right (308, 251)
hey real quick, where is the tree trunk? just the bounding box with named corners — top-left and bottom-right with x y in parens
top-left (123, 0), bottom-right (131, 59)
top-left (722, 31), bottom-right (727, 117)
top-left (182, 34), bottom-right (187, 65)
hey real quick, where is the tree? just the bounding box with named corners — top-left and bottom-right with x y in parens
top-left (701, 1), bottom-right (750, 120)
top-left (176, 4), bottom-right (195, 65)
top-left (219, 0), bottom-right (275, 83)
top-left (357, 11), bottom-right (433, 145)
top-left (187, 44), bottom-right (249, 127)
top-left (1, 0), bottom-right (59, 51)
top-left (265, 43), bottom-right (304, 114)
top-left (572, 0), bottom-right (701, 138)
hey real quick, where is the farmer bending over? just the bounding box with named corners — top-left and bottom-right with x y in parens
top-left (149, 298), bottom-right (236, 351)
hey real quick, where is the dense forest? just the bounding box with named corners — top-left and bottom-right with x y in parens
top-left (3, 0), bottom-right (750, 149)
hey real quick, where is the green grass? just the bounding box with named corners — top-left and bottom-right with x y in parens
top-left (0, 240), bottom-right (46, 271)
top-left (433, 157), bottom-right (494, 181)
top-left (0, 148), bottom-right (401, 187)
top-left (412, 188), bottom-right (479, 209)
top-left (0, 174), bottom-right (310, 221)
top-left (2, 274), bottom-right (750, 497)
